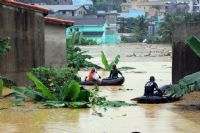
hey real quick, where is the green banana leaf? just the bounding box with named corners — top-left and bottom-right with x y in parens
top-left (26, 72), bottom-right (57, 101)
top-left (101, 51), bottom-right (110, 70)
top-left (165, 71), bottom-right (200, 99)
top-left (110, 55), bottom-right (120, 68)
top-left (186, 36), bottom-right (200, 58)
top-left (62, 80), bottom-right (80, 101)
top-left (11, 86), bottom-right (44, 101)
top-left (59, 64), bottom-right (80, 100)
top-left (0, 79), bottom-right (3, 96)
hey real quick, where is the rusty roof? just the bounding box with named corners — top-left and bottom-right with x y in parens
top-left (2, 0), bottom-right (49, 13)
top-left (45, 17), bottom-right (75, 26)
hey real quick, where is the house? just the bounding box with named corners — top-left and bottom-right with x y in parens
top-left (165, 0), bottom-right (190, 14)
top-left (0, 0), bottom-right (48, 85)
top-left (188, 0), bottom-right (200, 13)
top-left (97, 10), bottom-right (118, 24)
top-left (121, 0), bottom-right (165, 16)
top-left (66, 18), bottom-right (118, 44)
top-left (94, 0), bottom-right (126, 11)
top-left (45, 17), bottom-right (74, 68)
top-left (72, 0), bottom-right (93, 9)
top-left (16, 0), bottom-right (73, 5)
top-left (40, 5), bottom-right (88, 17)
top-left (66, 18), bottom-right (106, 44)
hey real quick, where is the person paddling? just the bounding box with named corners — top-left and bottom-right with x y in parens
top-left (109, 65), bottom-right (123, 79)
top-left (144, 76), bottom-right (164, 96)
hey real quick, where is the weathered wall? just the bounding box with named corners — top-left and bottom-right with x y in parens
top-left (172, 22), bottom-right (200, 83)
top-left (0, 2), bottom-right (45, 85)
top-left (45, 23), bottom-right (66, 68)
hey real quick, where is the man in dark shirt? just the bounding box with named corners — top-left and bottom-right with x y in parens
top-left (109, 65), bottom-right (123, 79)
top-left (144, 76), bottom-right (163, 96)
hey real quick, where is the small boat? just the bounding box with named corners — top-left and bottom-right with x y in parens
top-left (80, 77), bottom-right (125, 86)
top-left (132, 84), bottom-right (174, 104)
top-left (135, 96), bottom-right (172, 104)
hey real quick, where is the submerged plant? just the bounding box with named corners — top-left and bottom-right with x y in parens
top-left (67, 32), bottom-right (101, 68)
top-left (165, 71), bottom-right (200, 99)
top-left (101, 51), bottom-right (120, 70)
top-left (7, 69), bottom-right (133, 108)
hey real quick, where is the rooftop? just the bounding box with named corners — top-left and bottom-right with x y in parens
top-left (38, 5), bottom-right (84, 12)
top-left (70, 18), bottom-right (106, 26)
top-left (2, 0), bottom-right (49, 13)
top-left (45, 17), bottom-right (75, 26)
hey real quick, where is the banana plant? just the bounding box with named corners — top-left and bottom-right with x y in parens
top-left (165, 71), bottom-right (200, 99)
top-left (101, 51), bottom-right (120, 70)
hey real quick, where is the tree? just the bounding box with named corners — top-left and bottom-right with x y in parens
top-left (125, 16), bottom-right (148, 42)
top-left (158, 13), bottom-right (200, 43)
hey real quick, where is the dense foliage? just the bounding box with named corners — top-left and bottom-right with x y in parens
top-left (158, 13), bottom-right (200, 43)
top-left (123, 16), bottom-right (148, 42)
top-left (67, 32), bottom-right (100, 68)
top-left (0, 37), bottom-right (11, 57)
top-left (165, 71), bottom-right (200, 99)
top-left (31, 67), bottom-right (81, 94)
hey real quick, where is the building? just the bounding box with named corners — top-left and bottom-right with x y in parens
top-left (72, 0), bottom-right (93, 9)
top-left (165, 0), bottom-right (190, 14)
top-left (66, 18), bottom-right (119, 44)
top-left (16, 0), bottom-right (73, 5)
top-left (121, 0), bottom-right (165, 16)
top-left (97, 10), bottom-right (118, 24)
top-left (45, 17), bottom-right (74, 68)
top-left (188, 0), bottom-right (200, 13)
top-left (66, 18), bottom-right (106, 44)
top-left (94, 0), bottom-right (126, 12)
top-left (0, 0), bottom-right (48, 85)
top-left (40, 5), bottom-right (88, 17)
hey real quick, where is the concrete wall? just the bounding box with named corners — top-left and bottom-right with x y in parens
top-left (172, 22), bottom-right (200, 83)
top-left (45, 23), bottom-right (67, 68)
top-left (0, 2), bottom-right (45, 85)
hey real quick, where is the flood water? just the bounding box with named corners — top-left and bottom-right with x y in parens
top-left (0, 44), bottom-right (200, 133)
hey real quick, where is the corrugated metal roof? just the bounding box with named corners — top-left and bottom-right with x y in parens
top-left (70, 18), bottom-right (106, 26)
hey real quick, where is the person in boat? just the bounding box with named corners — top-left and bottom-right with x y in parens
top-left (85, 68), bottom-right (101, 82)
top-left (144, 76), bottom-right (164, 97)
top-left (109, 64), bottom-right (123, 79)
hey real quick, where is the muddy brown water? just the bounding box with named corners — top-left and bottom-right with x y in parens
top-left (1, 44), bottom-right (200, 133)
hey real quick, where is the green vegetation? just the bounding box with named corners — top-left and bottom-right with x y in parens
top-left (165, 71), bottom-right (200, 99)
top-left (125, 16), bottom-right (148, 42)
top-left (186, 36), bottom-right (200, 58)
top-left (9, 74), bottom-right (133, 108)
top-left (158, 13), bottom-right (200, 43)
top-left (67, 32), bottom-right (100, 68)
top-left (0, 37), bottom-right (11, 56)
top-left (74, 33), bottom-right (98, 45)
top-left (101, 51), bottom-right (120, 70)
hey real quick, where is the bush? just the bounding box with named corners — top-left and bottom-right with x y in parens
top-left (31, 67), bottom-right (81, 93)
top-left (147, 36), bottom-right (162, 44)
top-left (121, 35), bottom-right (138, 43)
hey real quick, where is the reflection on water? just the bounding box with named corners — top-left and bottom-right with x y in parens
top-left (0, 62), bottom-right (200, 133)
